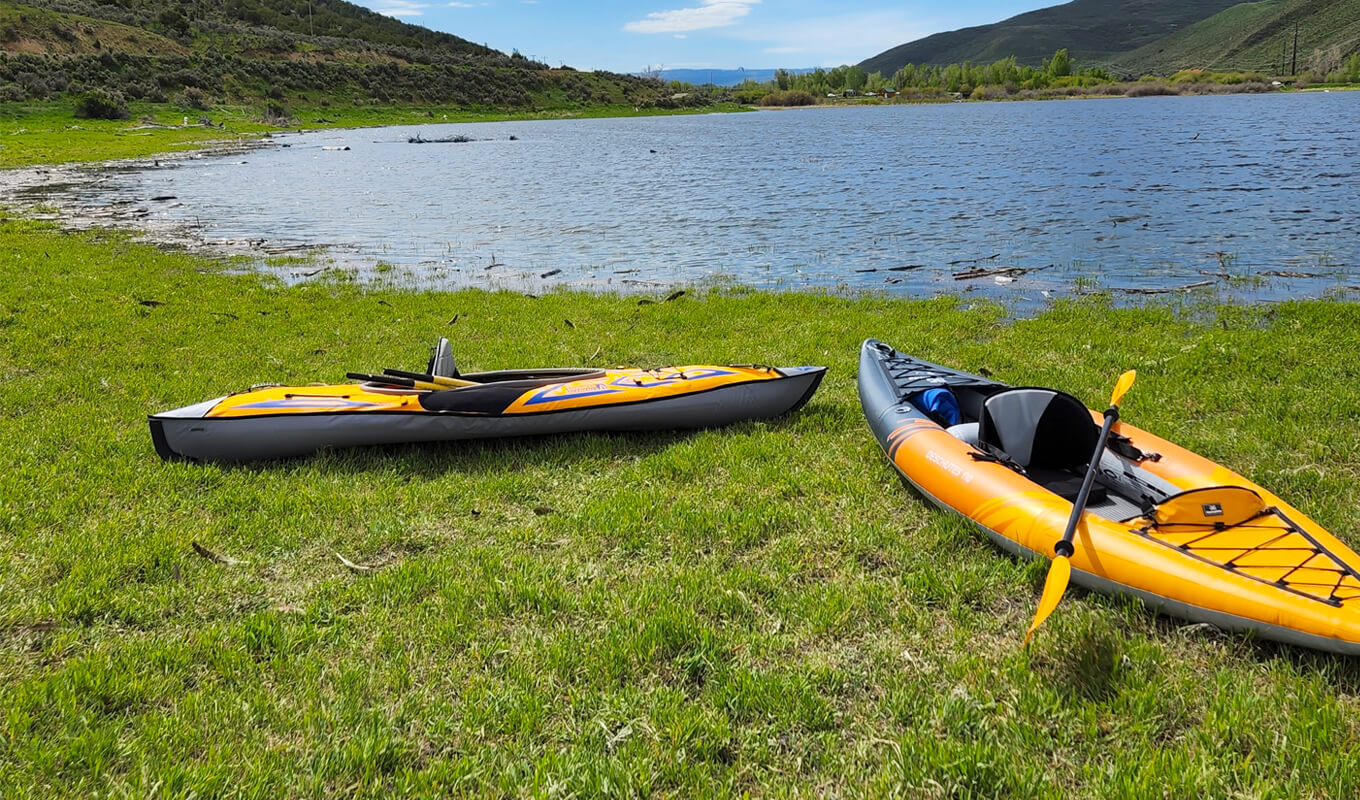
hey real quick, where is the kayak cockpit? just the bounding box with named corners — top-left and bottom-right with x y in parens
top-left (915, 383), bottom-right (1178, 522)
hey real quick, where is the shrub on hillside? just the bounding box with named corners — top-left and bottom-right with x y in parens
top-left (896, 86), bottom-right (948, 101)
top-left (74, 88), bottom-right (128, 119)
top-left (759, 90), bottom-right (816, 107)
top-left (178, 87), bottom-right (209, 109)
top-left (1125, 83), bottom-right (1177, 98)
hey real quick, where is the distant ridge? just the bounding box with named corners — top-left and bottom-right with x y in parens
top-left (859, 0), bottom-right (1241, 74)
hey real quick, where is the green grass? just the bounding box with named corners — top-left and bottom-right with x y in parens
top-left (3, 216), bottom-right (1360, 797)
top-left (0, 100), bottom-right (750, 169)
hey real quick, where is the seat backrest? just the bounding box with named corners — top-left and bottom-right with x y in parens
top-left (978, 388), bottom-right (1099, 470)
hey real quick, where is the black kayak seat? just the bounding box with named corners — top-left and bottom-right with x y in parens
top-left (427, 337), bottom-right (460, 379)
top-left (978, 387), bottom-right (1106, 504)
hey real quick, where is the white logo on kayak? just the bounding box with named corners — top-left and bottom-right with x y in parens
top-left (926, 450), bottom-right (974, 483)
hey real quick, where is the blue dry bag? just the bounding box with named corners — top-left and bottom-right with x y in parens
top-left (908, 387), bottom-right (962, 427)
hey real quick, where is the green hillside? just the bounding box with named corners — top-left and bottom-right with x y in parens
top-left (1103, 0), bottom-right (1360, 77)
top-left (3, 0), bottom-right (496, 57)
top-left (0, 3), bottom-right (188, 55)
top-left (859, 0), bottom-right (1240, 74)
top-left (0, 0), bottom-right (695, 114)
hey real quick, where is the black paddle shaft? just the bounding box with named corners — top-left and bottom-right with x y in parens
top-left (1054, 404), bottom-right (1120, 558)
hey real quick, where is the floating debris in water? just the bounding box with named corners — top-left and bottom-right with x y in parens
top-left (948, 253), bottom-right (1001, 266)
top-left (1117, 280), bottom-right (1215, 295)
top-left (408, 134), bottom-right (474, 144)
top-left (953, 266), bottom-right (1031, 281)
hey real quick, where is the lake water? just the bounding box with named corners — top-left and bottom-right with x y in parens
top-left (12, 91), bottom-right (1360, 304)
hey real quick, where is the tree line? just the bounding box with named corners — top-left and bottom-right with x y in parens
top-left (753, 50), bottom-right (1111, 98)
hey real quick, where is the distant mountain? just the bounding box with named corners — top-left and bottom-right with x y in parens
top-left (651, 68), bottom-right (818, 87)
top-left (859, 0), bottom-right (1241, 74)
top-left (1105, 0), bottom-right (1360, 76)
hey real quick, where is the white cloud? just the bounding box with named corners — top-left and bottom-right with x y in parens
top-left (624, 0), bottom-right (759, 35)
top-left (727, 10), bottom-right (936, 67)
top-left (373, 0), bottom-right (427, 14)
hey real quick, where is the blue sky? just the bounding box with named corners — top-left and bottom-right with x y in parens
top-left (351, 0), bottom-right (1048, 73)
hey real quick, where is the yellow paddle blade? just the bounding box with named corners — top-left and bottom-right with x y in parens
top-left (1109, 370), bottom-right (1136, 407)
top-left (1024, 555), bottom-right (1072, 645)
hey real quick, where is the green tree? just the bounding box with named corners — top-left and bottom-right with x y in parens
top-left (775, 68), bottom-right (790, 90)
top-left (1047, 48), bottom-right (1071, 78)
top-left (1341, 53), bottom-right (1360, 82)
top-left (846, 65), bottom-right (867, 92)
top-left (810, 67), bottom-right (827, 93)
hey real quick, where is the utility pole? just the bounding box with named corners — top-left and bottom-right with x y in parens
top-left (1291, 23), bottom-right (1298, 75)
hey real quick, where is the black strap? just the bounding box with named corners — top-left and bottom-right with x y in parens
top-left (969, 442), bottom-right (1026, 475)
top-left (1109, 430), bottom-right (1161, 462)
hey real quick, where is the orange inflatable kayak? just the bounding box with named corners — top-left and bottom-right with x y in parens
top-left (858, 338), bottom-right (1360, 654)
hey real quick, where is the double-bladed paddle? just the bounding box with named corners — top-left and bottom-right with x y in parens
top-left (1024, 370), bottom-right (1137, 644)
top-left (381, 368), bottom-right (478, 388)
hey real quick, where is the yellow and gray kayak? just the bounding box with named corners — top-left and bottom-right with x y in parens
top-left (151, 348), bottom-right (824, 462)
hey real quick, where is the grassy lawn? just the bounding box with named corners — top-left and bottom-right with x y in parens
top-left (2, 215), bottom-right (1360, 797)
